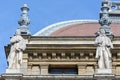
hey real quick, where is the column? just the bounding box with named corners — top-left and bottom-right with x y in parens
top-left (78, 65), bottom-right (86, 75)
top-left (40, 65), bottom-right (49, 75)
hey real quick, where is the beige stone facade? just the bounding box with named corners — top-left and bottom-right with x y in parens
top-left (2, 0), bottom-right (120, 80)
top-left (16, 36), bottom-right (120, 75)
top-left (1, 36), bottom-right (120, 80)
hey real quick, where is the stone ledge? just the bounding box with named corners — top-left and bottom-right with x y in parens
top-left (1, 74), bottom-right (94, 80)
top-left (2, 74), bottom-right (120, 80)
top-left (23, 75), bottom-right (94, 80)
top-left (2, 73), bottom-right (23, 79)
top-left (0, 74), bottom-right (93, 80)
top-left (94, 73), bottom-right (115, 79)
top-left (115, 75), bottom-right (120, 79)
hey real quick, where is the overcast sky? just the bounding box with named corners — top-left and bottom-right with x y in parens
top-left (0, 0), bottom-right (102, 73)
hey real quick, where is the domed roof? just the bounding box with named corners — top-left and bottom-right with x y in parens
top-left (34, 20), bottom-right (120, 36)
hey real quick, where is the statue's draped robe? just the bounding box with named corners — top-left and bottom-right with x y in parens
top-left (7, 35), bottom-right (26, 68)
top-left (95, 35), bottom-right (113, 69)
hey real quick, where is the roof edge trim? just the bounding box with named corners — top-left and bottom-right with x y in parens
top-left (33, 20), bottom-right (98, 36)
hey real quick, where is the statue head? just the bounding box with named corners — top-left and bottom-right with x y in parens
top-left (99, 28), bottom-right (106, 35)
top-left (15, 28), bottom-right (21, 36)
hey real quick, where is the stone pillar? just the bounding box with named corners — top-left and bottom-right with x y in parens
top-left (27, 65), bottom-right (32, 75)
top-left (116, 66), bottom-right (120, 74)
top-left (32, 65), bottom-right (40, 75)
top-left (40, 65), bottom-right (49, 75)
top-left (21, 53), bottom-right (28, 74)
top-left (86, 66), bottom-right (94, 75)
top-left (112, 65), bottom-right (116, 74)
top-left (78, 65), bottom-right (86, 75)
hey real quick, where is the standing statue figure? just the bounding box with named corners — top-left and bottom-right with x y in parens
top-left (95, 29), bottom-right (113, 69)
top-left (7, 29), bottom-right (27, 69)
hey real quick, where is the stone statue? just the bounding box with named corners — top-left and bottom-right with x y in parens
top-left (95, 29), bottom-right (113, 69)
top-left (7, 29), bottom-right (27, 69)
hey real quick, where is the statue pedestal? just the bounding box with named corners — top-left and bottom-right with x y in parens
top-left (97, 69), bottom-right (112, 74)
top-left (2, 73), bottom-right (23, 80)
top-left (6, 68), bottom-right (21, 73)
top-left (94, 69), bottom-right (115, 80)
top-left (94, 73), bottom-right (115, 80)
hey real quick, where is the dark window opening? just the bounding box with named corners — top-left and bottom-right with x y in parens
top-left (49, 65), bottom-right (78, 75)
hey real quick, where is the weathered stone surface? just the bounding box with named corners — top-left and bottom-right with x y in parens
top-left (97, 69), bottom-right (112, 74)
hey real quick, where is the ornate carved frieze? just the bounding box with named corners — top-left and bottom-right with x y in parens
top-left (28, 52), bottom-right (96, 62)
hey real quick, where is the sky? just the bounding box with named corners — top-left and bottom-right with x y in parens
top-left (0, 0), bottom-right (102, 74)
